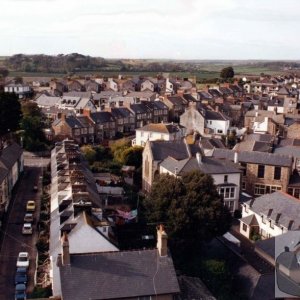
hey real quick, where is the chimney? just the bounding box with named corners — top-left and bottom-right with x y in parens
top-left (234, 151), bottom-right (238, 163)
top-left (61, 231), bottom-right (70, 265)
top-left (83, 109), bottom-right (91, 118)
top-left (61, 113), bottom-right (66, 121)
top-left (215, 105), bottom-right (219, 113)
top-left (157, 224), bottom-right (168, 257)
top-left (255, 111), bottom-right (258, 117)
top-left (196, 152), bottom-right (202, 164)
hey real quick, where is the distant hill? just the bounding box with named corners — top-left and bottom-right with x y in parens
top-left (4, 53), bottom-right (107, 74)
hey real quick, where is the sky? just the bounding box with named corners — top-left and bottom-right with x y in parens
top-left (1, 0), bottom-right (300, 60)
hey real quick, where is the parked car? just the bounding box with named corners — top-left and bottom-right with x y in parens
top-left (24, 213), bottom-right (33, 223)
top-left (15, 268), bottom-right (27, 285)
top-left (15, 283), bottom-right (26, 300)
top-left (33, 185), bottom-right (38, 192)
top-left (26, 200), bottom-right (35, 212)
top-left (22, 223), bottom-right (33, 235)
top-left (16, 252), bottom-right (29, 268)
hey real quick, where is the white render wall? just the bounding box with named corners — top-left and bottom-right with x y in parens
top-left (206, 119), bottom-right (230, 135)
top-left (241, 204), bottom-right (287, 239)
top-left (134, 129), bottom-right (184, 146)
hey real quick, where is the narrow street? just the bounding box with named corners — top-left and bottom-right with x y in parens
top-left (0, 155), bottom-right (49, 300)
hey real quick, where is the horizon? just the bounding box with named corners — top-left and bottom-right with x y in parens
top-left (1, 0), bottom-right (300, 60)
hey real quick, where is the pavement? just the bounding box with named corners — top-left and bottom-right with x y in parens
top-left (0, 155), bottom-right (49, 300)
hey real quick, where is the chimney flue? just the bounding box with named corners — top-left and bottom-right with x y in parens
top-left (61, 231), bottom-right (70, 265)
top-left (157, 224), bottom-right (168, 257)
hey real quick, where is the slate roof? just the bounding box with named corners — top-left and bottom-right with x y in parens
top-left (59, 249), bottom-right (180, 300)
top-left (138, 123), bottom-right (182, 134)
top-left (245, 191), bottom-right (300, 230)
top-left (90, 112), bottom-right (115, 123)
top-left (160, 156), bottom-right (241, 175)
top-left (200, 138), bottom-right (226, 150)
top-left (213, 148), bottom-right (292, 167)
top-left (35, 94), bottom-right (61, 107)
top-left (167, 95), bottom-right (186, 106)
top-left (205, 110), bottom-right (229, 121)
top-left (0, 143), bottom-right (23, 170)
top-left (110, 107), bottom-right (133, 118)
top-left (65, 116), bottom-right (84, 128)
top-left (130, 103), bottom-right (151, 114)
top-left (255, 237), bottom-right (275, 260)
top-left (150, 140), bottom-right (193, 161)
top-left (182, 93), bottom-right (197, 102)
top-left (240, 214), bottom-right (258, 226)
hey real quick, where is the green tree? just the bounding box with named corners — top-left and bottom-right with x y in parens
top-left (121, 146), bottom-right (143, 168)
top-left (0, 92), bottom-right (22, 145)
top-left (22, 101), bottom-right (42, 118)
top-left (220, 67), bottom-right (234, 80)
top-left (143, 171), bottom-right (231, 248)
top-left (81, 145), bottom-right (97, 164)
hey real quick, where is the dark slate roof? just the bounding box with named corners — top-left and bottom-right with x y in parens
top-left (208, 89), bottom-right (222, 97)
top-left (0, 143), bottom-right (23, 170)
top-left (59, 249), bottom-right (180, 300)
top-left (255, 237), bottom-right (275, 260)
top-left (198, 91), bottom-right (213, 99)
top-left (182, 93), bottom-right (197, 102)
top-left (90, 112), bottom-right (115, 123)
top-left (111, 107), bottom-right (133, 118)
top-left (250, 273), bottom-right (274, 300)
top-left (213, 148), bottom-right (292, 167)
top-left (167, 96), bottom-right (186, 105)
top-left (65, 116), bottom-right (84, 128)
top-left (245, 191), bottom-right (300, 230)
top-left (205, 110), bottom-right (228, 121)
top-left (240, 214), bottom-right (259, 226)
top-left (268, 97), bottom-right (284, 107)
top-left (150, 140), bottom-right (193, 161)
top-left (130, 103), bottom-right (151, 114)
top-left (273, 145), bottom-right (300, 159)
top-left (200, 138), bottom-right (226, 150)
top-left (148, 100), bottom-right (168, 110)
top-left (245, 133), bottom-right (274, 143)
top-left (219, 87), bottom-right (233, 94)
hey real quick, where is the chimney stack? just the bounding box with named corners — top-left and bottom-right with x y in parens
top-left (61, 231), bottom-right (70, 265)
top-left (83, 108), bottom-right (91, 118)
top-left (234, 151), bottom-right (238, 163)
top-left (157, 224), bottom-right (168, 257)
top-left (196, 152), bottom-right (202, 164)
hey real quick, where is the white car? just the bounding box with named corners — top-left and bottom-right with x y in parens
top-left (16, 252), bottom-right (29, 268)
top-left (22, 223), bottom-right (32, 235)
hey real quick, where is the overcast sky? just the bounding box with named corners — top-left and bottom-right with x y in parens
top-left (1, 0), bottom-right (300, 59)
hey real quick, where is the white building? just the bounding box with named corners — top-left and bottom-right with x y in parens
top-left (132, 123), bottom-right (186, 147)
top-left (240, 191), bottom-right (300, 240)
top-left (4, 83), bottom-right (31, 98)
top-left (159, 152), bottom-right (241, 213)
top-left (205, 110), bottom-right (230, 135)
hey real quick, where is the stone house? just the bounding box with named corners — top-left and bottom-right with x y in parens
top-left (109, 107), bottom-right (135, 134)
top-left (180, 104), bottom-right (205, 135)
top-left (141, 79), bottom-right (156, 92)
top-left (163, 95), bottom-right (187, 123)
top-left (52, 115), bottom-right (95, 144)
top-left (212, 149), bottom-right (293, 197)
top-left (68, 80), bottom-right (85, 92)
top-left (130, 102), bottom-right (153, 128)
top-left (90, 111), bottom-right (116, 140)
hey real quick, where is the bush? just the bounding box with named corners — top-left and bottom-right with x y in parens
top-left (30, 286), bottom-right (52, 298)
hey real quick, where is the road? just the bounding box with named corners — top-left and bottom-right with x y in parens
top-left (0, 154), bottom-right (49, 300)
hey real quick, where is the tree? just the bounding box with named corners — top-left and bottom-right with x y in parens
top-left (143, 171), bottom-right (232, 248)
top-left (120, 146), bottom-right (143, 168)
top-left (0, 68), bottom-right (9, 78)
top-left (81, 145), bottom-right (97, 164)
top-left (0, 92), bottom-right (22, 146)
top-left (22, 101), bottom-right (42, 118)
top-left (220, 67), bottom-right (234, 80)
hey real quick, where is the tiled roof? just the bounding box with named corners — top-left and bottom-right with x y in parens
top-left (59, 249), bottom-right (180, 300)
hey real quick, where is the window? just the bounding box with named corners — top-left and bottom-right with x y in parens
top-left (224, 175), bottom-right (228, 183)
top-left (242, 181), bottom-right (246, 190)
top-left (274, 166), bottom-right (281, 180)
top-left (241, 163), bottom-right (247, 176)
top-left (242, 223), bottom-right (248, 232)
top-left (217, 129), bottom-right (223, 134)
top-left (226, 200), bottom-right (234, 212)
top-left (257, 165), bottom-right (265, 178)
top-left (254, 184), bottom-right (281, 195)
top-left (218, 187), bottom-right (235, 199)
